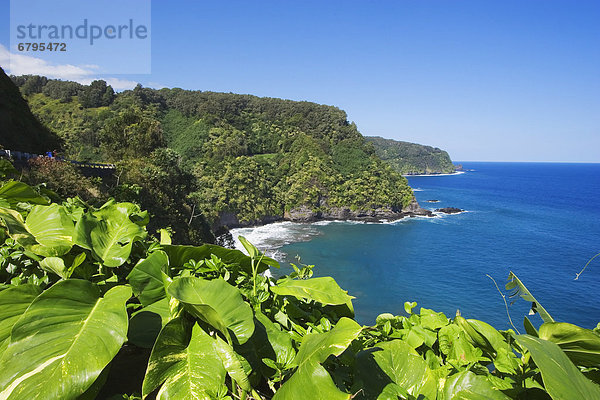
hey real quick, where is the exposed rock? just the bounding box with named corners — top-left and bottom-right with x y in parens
top-left (435, 207), bottom-right (464, 214)
top-left (283, 205), bottom-right (319, 223)
top-left (216, 211), bottom-right (283, 229)
top-left (283, 197), bottom-right (434, 223)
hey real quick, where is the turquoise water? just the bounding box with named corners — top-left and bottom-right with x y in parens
top-left (233, 163), bottom-right (600, 330)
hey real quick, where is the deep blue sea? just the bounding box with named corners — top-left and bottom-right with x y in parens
top-left (232, 163), bottom-right (600, 330)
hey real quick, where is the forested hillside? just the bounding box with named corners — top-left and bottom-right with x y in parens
top-left (366, 136), bottom-right (456, 175)
top-left (2, 73), bottom-right (420, 243)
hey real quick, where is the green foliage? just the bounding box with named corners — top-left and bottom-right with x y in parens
top-left (9, 74), bottom-right (417, 230)
top-left (0, 179), bottom-right (598, 399)
top-left (79, 80), bottom-right (115, 108)
top-left (100, 107), bottom-right (165, 161)
top-left (25, 157), bottom-right (105, 203)
top-left (0, 280), bottom-right (131, 399)
top-left (517, 335), bottom-right (600, 399)
top-left (366, 136), bottom-right (456, 175)
top-left (142, 318), bottom-right (228, 399)
top-left (506, 271), bottom-right (555, 323)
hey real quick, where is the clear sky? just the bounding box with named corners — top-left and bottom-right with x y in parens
top-left (1, 0), bottom-right (599, 162)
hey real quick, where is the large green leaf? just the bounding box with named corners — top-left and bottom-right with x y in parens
top-left (355, 339), bottom-right (437, 399)
top-left (539, 322), bottom-right (600, 367)
top-left (0, 204), bottom-right (74, 257)
top-left (420, 307), bottom-right (450, 330)
top-left (506, 272), bottom-right (554, 323)
top-left (273, 361), bottom-right (351, 400)
top-left (167, 276), bottom-right (255, 345)
top-left (438, 324), bottom-right (485, 366)
top-left (272, 277), bottom-right (354, 313)
top-left (0, 280), bottom-right (131, 400)
top-left (0, 181), bottom-right (49, 205)
top-left (466, 319), bottom-right (520, 374)
top-left (441, 371), bottom-right (511, 399)
top-left (0, 285), bottom-right (42, 356)
top-left (292, 317), bottom-right (362, 367)
top-left (255, 311), bottom-right (296, 367)
top-left (39, 257), bottom-right (68, 279)
top-left (128, 298), bottom-right (172, 348)
top-left (212, 335), bottom-right (251, 392)
top-left (74, 202), bottom-right (147, 267)
top-left (273, 318), bottom-right (361, 400)
top-left (517, 334), bottom-right (600, 400)
top-left (142, 318), bottom-right (227, 400)
top-left (162, 244), bottom-right (278, 276)
top-left (127, 250), bottom-right (171, 306)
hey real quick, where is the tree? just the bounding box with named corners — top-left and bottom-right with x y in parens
top-left (99, 107), bottom-right (165, 160)
top-left (79, 80), bottom-right (115, 108)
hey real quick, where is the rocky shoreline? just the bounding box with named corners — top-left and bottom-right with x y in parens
top-left (214, 198), bottom-right (442, 230)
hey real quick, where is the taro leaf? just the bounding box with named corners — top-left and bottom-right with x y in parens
top-left (420, 307), bottom-right (450, 330)
top-left (0, 204), bottom-right (74, 257)
top-left (272, 361), bottom-right (351, 400)
top-left (127, 250), bottom-right (171, 306)
top-left (272, 277), bottom-right (354, 313)
top-left (212, 335), bottom-right (251, 392)
top-left (354, 339), bottom-right (437, 399)
top-left (142, 318), bottom-right (226, 400)
top-left (506, 272), bottom-right (554, 323)
top-left (467, 319), bottom-right (515, 353)
top-left (0, 285), bottom-right (41, 357)
top-left (468, 318), bottom-right (520, 376)
top-left (539, 322), bottom-right (600, 367)
top-left (408, 325), bottom-right (437, 348)
top-left (162, 244), bottom-right (278, 276)
top-left (441, 370), bottom-right (511, 399)
top-left (0, 280), bottom-right (131, 400)
top-left (0, 181), bottom-right (48, 205)
top-left (255, 311), bottom-right (295, 368)
top-left (517, 334), bottom-right (600, 400)
top-left (39, 257), bottom-right (68, 279)
top-left (238, 235), bottom-right (259, 258)
top-left (438, 324), bottom-right (485, 366)
top-left (273, 318), bottom-right (361, 400)
top-left (128, 298), bottom-right (171, 348)
top-left (74, 202), bottom-right (147, 267)
top-left (292, 317), bottom-right (362, 367)
top-left (167, 276), bottom-right (255, 345)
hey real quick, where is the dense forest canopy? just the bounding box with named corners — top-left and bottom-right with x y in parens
top-left (2, 72), bottom-right (418, 244)
top-left (366, 136), bottom-right (456, 175)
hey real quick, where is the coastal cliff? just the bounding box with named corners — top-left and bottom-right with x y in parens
top-left (366, 136), bottom-right (456, 175)
top-left (5, 72), bottom-right (441, 240)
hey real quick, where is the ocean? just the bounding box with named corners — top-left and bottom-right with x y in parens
top-left (231, 162), bottom-right (600, 330)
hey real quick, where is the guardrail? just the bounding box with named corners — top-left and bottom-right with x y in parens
top-left (0, 149), bottom-right (116, 170)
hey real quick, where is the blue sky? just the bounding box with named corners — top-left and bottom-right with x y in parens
top-left (1, 0), bottom-right (599, 162)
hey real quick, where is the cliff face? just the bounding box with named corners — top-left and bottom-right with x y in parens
top-left (365, 136), bottom-right (455, 175)
top-left (0, 68), bottom-right (60, 152)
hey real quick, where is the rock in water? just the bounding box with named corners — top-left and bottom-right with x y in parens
top-left (435, 207), bottom-right (464, 214)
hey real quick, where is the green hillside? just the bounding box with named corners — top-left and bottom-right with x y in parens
top-left (366, 136), bottom-right (456, 175)
top-left (5, 75), bottom-right (421, 243)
